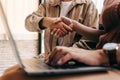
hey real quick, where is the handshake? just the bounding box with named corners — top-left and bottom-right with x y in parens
top-left (42, 16), bottom-right (75, 37)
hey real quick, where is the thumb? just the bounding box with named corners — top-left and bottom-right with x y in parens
top-left (61, 16), bottom-right (72, 25)
top-left (53, 18), bottom-right (62, 24)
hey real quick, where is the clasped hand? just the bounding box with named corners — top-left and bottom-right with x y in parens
top-left (50, 16), bottom-right (74, 37)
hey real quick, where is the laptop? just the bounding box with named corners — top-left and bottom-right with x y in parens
top-left (0, 1), bottom-right (110, 76)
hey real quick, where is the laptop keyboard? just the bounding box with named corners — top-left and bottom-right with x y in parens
top-left (22, 58), bottom-right (109, 75)
top-left (23, 58), bottom-right (53, 70)
top-left (23, 58), bottom-right (89, 71)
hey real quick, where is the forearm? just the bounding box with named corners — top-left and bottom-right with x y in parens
top-left (72, 20), bottom-right (105, 41)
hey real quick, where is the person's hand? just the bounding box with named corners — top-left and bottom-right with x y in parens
top-left (42, 17), bottom-right (73, 36)
top-left (46, 46), bottom-right (109, 66)
top-left (50, 23), bottom-right (73, 37)
top-left (50, 17), bottom-right (74, 37)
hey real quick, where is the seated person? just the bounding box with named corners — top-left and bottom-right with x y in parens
top-left (47, 2), bottom-right (120, 66)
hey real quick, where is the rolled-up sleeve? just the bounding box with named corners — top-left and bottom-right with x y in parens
top-left (25, 4), bottom-right (45, 33)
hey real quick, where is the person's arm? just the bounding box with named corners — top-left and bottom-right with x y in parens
top-left (56, 17), bottom-right (105, 41)
top-left (51, 16), bottom-right (105, 41)
top-left (46, 46), bottom-right (108, 66)
top-left (46, 44), bottom-right (120, 66)
top-left (72, 20), bottom-right (105, 41)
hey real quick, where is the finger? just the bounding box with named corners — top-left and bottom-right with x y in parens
top-left (48, 47), bottom-right (60, 64)
top-left (54, 18), bottom-right (62, 24)
top-left (60, 25), bottom-right (68, 34)
top-left (50, 49), bottom-right (64, 66)
top-left (51, 28), bottom-right (57, 35)
top-left (50, 47), bottom-right (69, 66)
top-left (54, 29), bottom-right (62, 37)
top-left (56, 28), bottom-right (67, 37)
top-left (55, 29), bottom-right (64, 37)
top-left (54, 22), bottom-right (68, 34)
top-left (57, 53), bottom-right (72, 65)
top-left (61, 16), bottom-right (72, 25)
top-left (51, 29), bottom-right (63, 37)
top-left (63, 23), bottom-right (73, 32)
top-left (45, 53), bottom-right (51, 63)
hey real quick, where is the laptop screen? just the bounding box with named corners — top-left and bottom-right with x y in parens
top-left (0, 1), bottom-right (24, 68)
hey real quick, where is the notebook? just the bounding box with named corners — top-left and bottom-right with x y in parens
top-left (0, 1), bottom-right (110, 76)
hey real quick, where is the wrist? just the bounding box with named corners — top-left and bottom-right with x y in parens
top-left (103, 43), bottom-right (119, 66)
top-left (97, 49), bottom-right (109, 66)
top-left (39, 19), bottom-right (46, 29)
top-left (42, 17), bottom-right (55, 28)
top-left (71, 20), bottom-right (77, 30)
top-left (42, 17), bottom-right (50, 28)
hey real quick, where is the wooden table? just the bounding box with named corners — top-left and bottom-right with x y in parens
top-left (1, 65), bottom-right (120, 80)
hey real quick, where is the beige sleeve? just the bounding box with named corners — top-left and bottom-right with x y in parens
top-left (25, 4), bottom-right (46, 33)
top-left (83, 0), bottom-right (99, 29)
